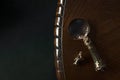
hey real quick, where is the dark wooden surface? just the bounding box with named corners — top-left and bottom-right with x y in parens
top-left (62, 0), bottom-right (120, 80)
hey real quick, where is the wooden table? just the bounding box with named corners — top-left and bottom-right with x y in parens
top-left (62, 0), bottom-right (120, 80)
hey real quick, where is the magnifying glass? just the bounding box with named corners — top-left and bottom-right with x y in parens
top-left (68, 19), bottom-right (106, 71)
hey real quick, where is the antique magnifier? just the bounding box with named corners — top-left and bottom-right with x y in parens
top-left (68, 19), bottom-right (106, 71)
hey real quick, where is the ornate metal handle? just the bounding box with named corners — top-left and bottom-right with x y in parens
top-left (83, 37), bottom-right (106, 71)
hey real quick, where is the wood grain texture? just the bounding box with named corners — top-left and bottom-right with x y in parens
top-left (62, 0), bottom-right (120, 80)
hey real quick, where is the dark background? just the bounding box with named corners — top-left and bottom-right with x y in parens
top-left (0, 0), bottom-right (57, 80)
